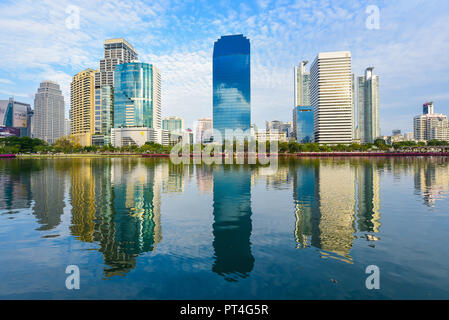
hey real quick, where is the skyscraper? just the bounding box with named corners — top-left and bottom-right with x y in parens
top-left (93, 38), bottom-right (138, 145)
top-left (213, 35), bottom-right (251, 139)
top-left (357, 67), bottom-right (380, 143)
top-left (294, 61), bottom-right (310, 107)
top-left (32, 80), bottom-right (65, 143)
top-left (111, 62), bottom-right (162, 147)
top-left (113, 62), bottom-right (161, 129)
top-left (311, 51), bottom-right (353, 144)
top-left (70, 68), bottom-right (96, 146)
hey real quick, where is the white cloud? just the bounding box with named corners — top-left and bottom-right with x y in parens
top-left (0, 0), bottom-right (448, 133)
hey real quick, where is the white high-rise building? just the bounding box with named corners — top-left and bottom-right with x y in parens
top-left (195, 118), bottom-right (213, 143)
top-left (294, 61), bottom-right (310, 107)
top-left (357, 67), bottom-right (380, 143)
top-left (414, 102), bottom-right (449, 141)
top-left (32, 80), bottom-right (65, 144)
top-left (311, 51), bottom-right (353, 144)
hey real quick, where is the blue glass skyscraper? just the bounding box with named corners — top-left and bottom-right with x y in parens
top-left (213, 35), bottom-right (250, 138)
top-left (114, 62), bottom-right (161, 129)
top-left (293, 106), bottom-right (314, 143)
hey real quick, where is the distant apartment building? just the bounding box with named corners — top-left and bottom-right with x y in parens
top-left (255, 130), bottom-right (288, 142)
top-left (0, 98), bottom-right (33, 137)
top-left (392, 129), bottom-right (401, 136)
top-left (162, 116), bottom-right (184, 133)
top-left (404, 132), bottom-right (414, 141)
top-left (311, 51), bottom-right (353, 144)
top-left (111, 62), bottom-right (162, 147)
top-left (266, 120), bottom-right (292, 138)
top-left (414, 102), bottom-right (449, 141)
top-left (357, 67), bottom-right (380, 143)
top-left (93, 38), bottom-right (138, 145)
top-left (195, 118), bottom-right (213, 143)
top-left (32, 80), bottom-right (65, 144)
top-left (70, 68), bottom-right (96, 146)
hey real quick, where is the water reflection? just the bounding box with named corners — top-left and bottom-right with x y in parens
top-left (291, 159), bottom-right (383, 263)
top-left (212, 165), bottom-right (254, 281)
top-left (0, 157), bottom-right (449, 283)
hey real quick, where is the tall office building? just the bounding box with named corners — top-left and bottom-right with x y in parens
top-left (311, 51), bottom-right (353, 144)
top-left (70, 68), bottom-right (96, 146)
top-left (213, 35), bottom-right (251, 139)
top-left (196, 118), bottom-right (213, 143)
top-left (111, 62), bottom-right (162, 147)
top-left (0, 98), bottom-right (33, 137)
top-left (294, 61), bottom-right (310, 107)
top-left (357, 67), bottom-right (380, 143)
top-left (93, 38), bottom-right (138, 145)
top-left (162, 116), bottom-right (184, 133)
top-left (32, 80), bottom-right (65, 143)
top-left (414, 102), bottom-right (449, 141)
top-left (293, 106), bottom-right (314, 143)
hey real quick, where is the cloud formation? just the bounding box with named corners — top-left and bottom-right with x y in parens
top-left (0, 0), bottom-right (448, 134)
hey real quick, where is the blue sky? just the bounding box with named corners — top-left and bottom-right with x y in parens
top-left (0, 0), bottom-right (448, 135)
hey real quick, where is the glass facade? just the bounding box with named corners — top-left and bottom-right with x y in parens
top-left (162, 117), bottom-right (183, 133)
top-left (294, 106), bottom-right (314, 143)
top-left (114, 62), bottom-right (154, 128)
top-left (213, 35), bottom-right (250, 138)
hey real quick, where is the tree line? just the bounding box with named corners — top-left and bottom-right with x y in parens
top-left (1, 136), bottom-right (448, 155)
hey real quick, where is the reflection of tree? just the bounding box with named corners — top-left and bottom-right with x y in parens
top-left (0, 160), bottom-right (34, 211)
top-left (212, 165), bottom-right (254, 281)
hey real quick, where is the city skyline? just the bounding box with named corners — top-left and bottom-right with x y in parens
top-left (1, 1), bottom-right (448, 135)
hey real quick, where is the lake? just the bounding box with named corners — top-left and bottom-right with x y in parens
top-left (0, 157), bottom-right (448, 299)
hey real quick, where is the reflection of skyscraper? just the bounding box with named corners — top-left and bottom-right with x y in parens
top-left (212, 166), bottom-right (254, 281)
top-left (161, 162), bottom-right (185, 193)
top-left (68, 158), bottom-right (162, 277)
top-left (356, 162), bottom-right (381, 233)
top-left (69, 159), bottom-right (96, 242)
top-left (111, 160), bottom-right (162, 255)
top-left (414, 159), bottom-right (449, 207)
top-left (292, 159), bottom-right (356, 263)
top-left (292, 159), bottom-right (319, 249)
top-left (31, 160), bottom-right (67, 231)
top-left (196, 165), bottom-right (214, 194)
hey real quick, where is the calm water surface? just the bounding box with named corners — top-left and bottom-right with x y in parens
top-left (0, 157), bottom-right (449, 299)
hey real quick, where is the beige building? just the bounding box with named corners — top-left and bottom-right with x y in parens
top-left (70, 69), bottom-right (96, 146)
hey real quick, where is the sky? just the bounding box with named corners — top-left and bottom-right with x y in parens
top-left (0, 0), bottom-right (448, 135)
